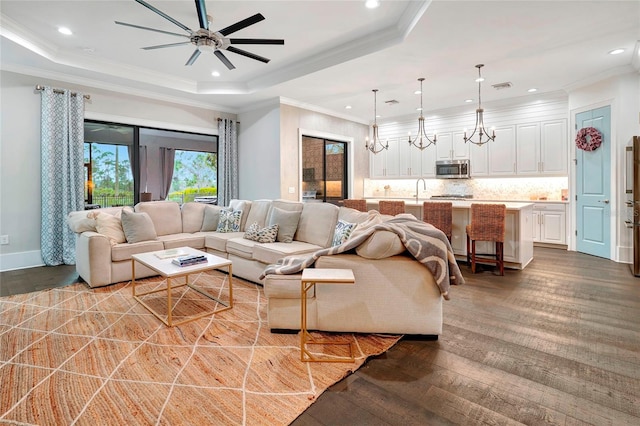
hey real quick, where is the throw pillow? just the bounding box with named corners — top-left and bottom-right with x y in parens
top-left (332, 219), bottom-right (357, 247)
top-left (94, 212), bottom-right (126, 245)
top-left (67, 210), bottom-right (97, 233)
top-left (267, 207), bottom-right (302, 243)
top-left (201, 205), bottom-right (223, 231)
top-left (243, 222), bottom-right (279, 243)
top-left (216, 209), bottom-right (243, 233)
top-left (356, 230), bottom-right (405, 259)
top-left (121, 209), bottom-right (157, 244)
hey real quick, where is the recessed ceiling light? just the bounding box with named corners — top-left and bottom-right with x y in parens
top-left (528, 88), bottom-right (538, 93)
top-left (609, 48), bottom-right (624, 55)
top-left (416, 107), bottom-right (423, 111)
top-left (376, 114), bottom-right (381, 118)
top-left (414, 90), bottom-right (421, 95)
top-left (475, 77), bottom-right (484, 83)
top-left (465, 99), bottom-right (473, 103)
top-left (365, 0), bottom-right (380, 9)
top-left (58, 27), bottom-right (72, 35)
top-left (211, 71), bottom-right (220, 77)
top-left (345, 105), bottom-right (352, 109)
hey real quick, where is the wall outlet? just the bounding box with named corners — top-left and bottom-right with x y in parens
top-left (288, 186), bottom-right (295, 194)
top-left (0, 235), bottom-right (8, 245)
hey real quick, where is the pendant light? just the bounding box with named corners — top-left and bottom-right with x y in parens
top-left (365, 89), bottom-right (389, 154)
top-left (408, 77), bottom-right (437, 150)
top-left (463, 64), bottom-right (496, 146)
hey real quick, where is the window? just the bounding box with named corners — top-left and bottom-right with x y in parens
top-left (301, 136), bottom-right (348, 204)
top-left (168, 150), bottom-right (218, 204)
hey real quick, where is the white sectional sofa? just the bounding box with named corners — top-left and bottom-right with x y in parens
top-left (68, 199), bottom-right (448, 335)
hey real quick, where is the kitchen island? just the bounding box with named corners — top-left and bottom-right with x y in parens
top-left (365, 199), bottom-right (534, 270)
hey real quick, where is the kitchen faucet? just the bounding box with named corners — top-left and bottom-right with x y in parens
top-left (415, 178), bottom-right (427, 204)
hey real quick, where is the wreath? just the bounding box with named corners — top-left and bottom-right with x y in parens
top-left (575, 127), bottom-right (602, 151)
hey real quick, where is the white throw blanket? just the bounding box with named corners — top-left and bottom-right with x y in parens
top-left (260, 215), bottom-right (464, 300)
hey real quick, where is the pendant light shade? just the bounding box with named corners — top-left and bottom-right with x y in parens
top-left (463, 64), bottom-right (496, 146)
top-left (365, 89), bottom-right (389, 154)
top-left (408, 77), bottom-right (437, 150)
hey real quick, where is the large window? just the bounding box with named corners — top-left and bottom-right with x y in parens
top-left (84, 121), bottom-right (217, 208)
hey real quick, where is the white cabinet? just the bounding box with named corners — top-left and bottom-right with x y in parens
top-left (488, 125), bottom-right (517, 175)
top-left (435, 132), bottom-right (469, 161)
top-left (421, 146), bottom-right (437, 177)
top-left (532, 203), bottom-right (566, 245)
top-left (516, 120), bottom-right (567, 175)
top-left (399, 139), bottom-right (423, 177)
top-left (469, 142), bottom-right (489, 177)
top-left (370, 138), bottom-right (400, 178)
top-left (451, 208), bottom-right (470, 255)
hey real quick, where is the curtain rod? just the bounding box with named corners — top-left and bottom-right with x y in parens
top-left (35, 85), bottom-right (90, 100)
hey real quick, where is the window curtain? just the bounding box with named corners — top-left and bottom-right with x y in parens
top-left (218, 119), bottom-right (238, 206)
top-left (40, 87), bottom-right (85, 265)
top-left (159, 147), bottom-right (175, 200)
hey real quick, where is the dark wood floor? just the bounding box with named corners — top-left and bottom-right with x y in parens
top-left (2, 248), bottom-right (639, 425)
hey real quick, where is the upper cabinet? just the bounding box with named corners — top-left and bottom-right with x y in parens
top-left (399, 138), bottom-right (423, 177)
top-left (488, 125), bottom-right (517, 175)
top-left (516, 120), bottom-right (567, 175)
top-left (370, 138), bottom-right (400, 178)
top-left (435, 132), bottom-right (469, 161)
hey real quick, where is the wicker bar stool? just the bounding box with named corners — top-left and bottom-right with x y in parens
top-left (422, 201), bottom-right (453, 242)
top-left (342, 199), bottom-right (367, 212)
top-left (466, 203), bottom-right (506, 275)
top-left (378, 200), bottom-right (405, 216)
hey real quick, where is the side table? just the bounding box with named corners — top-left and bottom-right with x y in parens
top-left (300, 268), bottom-right (355, 363)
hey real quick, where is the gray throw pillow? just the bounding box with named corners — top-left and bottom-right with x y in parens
top-left (201, 205), bottom-right (223, 231)
top-left (267, 207), bottom-right (302, 243)
top-left (121, 209), bottom-right (157, 243)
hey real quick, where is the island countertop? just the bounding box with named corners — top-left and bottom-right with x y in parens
top-left (364, 198), bottom-right (534, 210)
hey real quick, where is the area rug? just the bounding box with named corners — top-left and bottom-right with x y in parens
top-left (0, 271), bottom-right (401, 425)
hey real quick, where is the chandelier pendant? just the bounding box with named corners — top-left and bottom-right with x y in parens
top-left (409, 78), bottom-right (437, 150)
top-left (365, 89), bottom-right (389, 154)
top-left (463, 64), bottom-right (496, 146)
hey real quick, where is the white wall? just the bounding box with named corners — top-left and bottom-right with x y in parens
top-left (0, 70), bottom-right (233, 271)
top-left (568, 71), bottom-right (640, 263)
top-left (237, 101), bottom-right (281, 201)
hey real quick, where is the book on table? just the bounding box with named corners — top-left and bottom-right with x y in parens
top-left (172, 254), bottom-right (208, 267)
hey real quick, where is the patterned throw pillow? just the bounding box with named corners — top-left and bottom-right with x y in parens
top-left (243, 222), bottom-right (279, 243)
top-left (332, 219), bottom-right (357, 247)
top-left (216, 209), bottom-right (243, 233)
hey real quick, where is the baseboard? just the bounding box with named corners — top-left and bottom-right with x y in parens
top-left (617, 245), bottom-right (632, 264)
top-left (0, 250), bottom-right (45, 272)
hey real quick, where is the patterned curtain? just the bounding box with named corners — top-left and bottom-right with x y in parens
top-left (159, 147), bottom-right (175, 200)
top-left (40, 87), bottom-right (85, 265)
top-left (218, 119), bottom-right (238, 206)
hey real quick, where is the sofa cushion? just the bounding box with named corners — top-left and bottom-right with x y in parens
top-left (264, 273), bottom-right (304, 299)
top-left (95, 212), bottom-right (126, 245)
top-left (135, 201), bottom-right (182, 236)
top-left (121, 209), bottom-right (157, 244)
top-left (244, 199), bottom-right (272, 228)
top-left (201, 205), bottom-right (223, 231)
top-left (338, 207), bottom-right (370, 225)
top-left (295, 202), bottom-right (339, 248)
top-left (217, 209), bottom-right (243, 233)
top-left (226, 237), bottom-right (257, 259)
top-left (244, 222), bottom-right (279, 243)
top-left (181, 202), bottom-right (206, 233)
top-left (229, 199), bottom-right (252, 231)
top-left (356, 230), bottom-right (405, 259)
top-left (252, 241), bottom-right (322, 265)
top-left (111, 240), bottom-right (165, 262)
top-left (267, 207), bottom-right (301, 243)
top-left (157, 233), bottom-right (205, 250)
top-left (332, 219), bottom-right (357, 247)
top-left (205, 232), bottom-right (245, 252)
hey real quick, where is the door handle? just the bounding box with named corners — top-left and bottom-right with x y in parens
top-left (598, 199), bottom-right (610, 204)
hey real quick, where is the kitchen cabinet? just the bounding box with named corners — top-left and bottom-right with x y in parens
top-left (516, 120), bottom-right (567, 175)
top-left (488, 125), bottom-right (517, 175)
top-left (399, 138), bottom-right (423, 177)
top-left (370, 138), bottom-right (400, 178)
top-left (532, 203), bottom-right (566, 245)
top-left (469, 142), bottom-right (489, 177)
top-left (435, 132), bottom-right (469, 161)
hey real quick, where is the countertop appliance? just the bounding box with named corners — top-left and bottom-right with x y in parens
top-left (625, 136), bottom-right (640, 276)
top-left (435, 159), bottom-right (470, 179)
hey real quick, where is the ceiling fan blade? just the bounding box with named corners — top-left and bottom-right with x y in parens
top-left (115, 21), bottom-right (189, 38)
top-left (214, 50), bottom-right (236, 70)
top-left (229, 38), bottom-right (284, 45)
top-left (185, 49), bottom-right (202, 66)
top-left (226, 46), bottom-right (270, 63)
top-left (142, 41), bottom-right (192, 50)
top-left (134, 0), bottom-right (193, 33)
top-left (195, 0), bottom-right (209, 30)
top-left (218, 13), bottom-right (265, 36)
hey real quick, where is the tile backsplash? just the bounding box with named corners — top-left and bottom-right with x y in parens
top-left (364, 177), bottom-right (569, 201)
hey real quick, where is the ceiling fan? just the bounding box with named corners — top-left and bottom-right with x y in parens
top-left (115, 0), bottom-right (284, 70)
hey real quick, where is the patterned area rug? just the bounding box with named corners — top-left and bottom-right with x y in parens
top-left (0, 271), bottom-right (401, 425)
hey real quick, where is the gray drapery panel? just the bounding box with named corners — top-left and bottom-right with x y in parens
top-left (40, 87), bottom-right (85, 265)
top-left (218, 119), bottom-right (238, 206)
top-left (159, 147), bottom-right (175, 200)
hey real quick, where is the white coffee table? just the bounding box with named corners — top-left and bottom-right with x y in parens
top-left (131, 247), bottom-right (233, 327)
top-left (300, 268), bottom-right (355, 363)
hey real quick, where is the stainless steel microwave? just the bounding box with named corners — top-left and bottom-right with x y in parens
top-left (435, 159), bottom-right (470, 179)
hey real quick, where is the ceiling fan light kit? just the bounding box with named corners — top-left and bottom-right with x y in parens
top-left (116, 0), bottom-right (284, 70)
top-left (463, 64), bottom-right (496, 146)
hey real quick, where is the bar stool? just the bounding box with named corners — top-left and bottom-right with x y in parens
top-left (466, 203), bottom-right (506, 275)
top-left (342, 199), bottom-right (367, 212)
top-left (422, 201), bottom-right (452, 242)
top-left (378, 200), bottom-right (405, 216)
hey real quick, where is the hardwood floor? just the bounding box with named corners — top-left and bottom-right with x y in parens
top-left (2, 248), bottom-right (639, 425)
